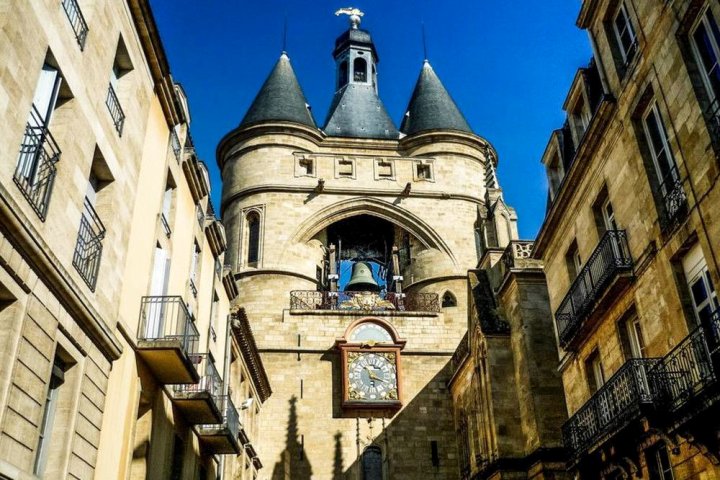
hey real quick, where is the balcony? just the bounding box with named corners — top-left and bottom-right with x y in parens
top-left (61, 0), bottom-right (89, 50)
top-left (14, 105), bottom-right (61, 221)
top-left (106, 83), bottom-right (125, 135)
top-left (289, 290), bottom-right (440, 313)
top-left (169, 129), bottom-right (182, 163)
top-left (171, 353), bottom-right (223, 424)
top-left (652, 311), bottom-right (720, 414)
top-left (72, 198), bottom-right (106, 291)
top-left (562, 358), bottom-right (661, 458)
top-left (136, 296), bottom-right (200, 384)
top-left (556, 230), bottom-right (633, 348)
top-left (196, 395), bottom-right (242, 454)
top-left (659, 166), bottom-right (687, 232)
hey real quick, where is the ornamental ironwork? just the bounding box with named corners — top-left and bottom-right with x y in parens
top-left (62, 0), bottom-right (89, 50)
top-left (72, 198), bottom-right (106, 291)
top-left (500, 240), bottom-right (535, 273)
top-left (106, 83), bottom-right (125, 135)
top-left (290, 290), bottom-right (440, 313)
top-left (556, 230), bottom-right (633, 347)
top-left (659, 166), bottom-right (687, 232)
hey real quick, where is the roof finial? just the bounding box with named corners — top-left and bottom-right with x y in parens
top-left (421, 22), bottom-right (428, 62)
top-left (335, 7), bottom-right (364, 29)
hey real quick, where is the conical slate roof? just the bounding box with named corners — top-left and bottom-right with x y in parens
top-left (323, 84), bottom-right (399, 139)
top-left (239, 53), bottom-right (316, 128)
top-left (400, 61), bottom-right (472, 136)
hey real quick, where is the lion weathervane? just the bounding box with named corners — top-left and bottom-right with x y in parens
top-left (335, 7), bottom-right (364, 29)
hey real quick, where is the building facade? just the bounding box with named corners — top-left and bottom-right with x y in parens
top-left (0, 1), bottom-right (269, 479)
top-left (535, 0), bottom-right (720, 479)
top-left (218, 13), bottom-right (568, 480)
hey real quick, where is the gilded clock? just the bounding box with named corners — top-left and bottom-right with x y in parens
top-left (336, 318), bottom-right (405, 411)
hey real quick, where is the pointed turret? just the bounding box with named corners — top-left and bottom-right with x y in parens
top-left (400, 61), bottom-right (472, 136)
top-left (239, 52), bottom-right (316, 128)
top-left (323, 20), bottom-right (399, 139)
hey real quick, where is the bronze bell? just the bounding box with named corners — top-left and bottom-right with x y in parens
top-left (345, 261), bottom-right (380, 292)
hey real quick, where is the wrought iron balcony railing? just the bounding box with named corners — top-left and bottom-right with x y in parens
top-left (62, 0), bottom-right (89, 50)
top-left (556, 230), bottom-right (633, 347)
top-left (289, 290), bottom-right (441, 313)
top-left (14, 105), bottom-right (61, 221)
top-left (106, 83), bottom-right (125, 135)
top-left (706, 97), bottom-right (720, 148)
top-left (658, 166), bottom-right (687, 232)
top-left (200, 395), bottom-right (241, 440)
top-left (72, 198), bottom-right (106, 291)
top-left (160, 213), bottom-right (171, 237)
top-left (562, 358), bottom-right (661, 457)
top-left (174, 353), bottom-right (223, 397)
top-left (137, 296), bottom-right (200, 357)
top-left (196, 203), bottom-right (205, 227)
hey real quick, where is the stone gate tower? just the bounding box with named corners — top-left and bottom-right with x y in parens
top-left (218, 12), bottom-right (565, 480)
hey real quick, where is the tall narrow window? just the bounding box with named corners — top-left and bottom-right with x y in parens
top-left (585, 350), bottom-right (605, 394)
top-left (647, 443), bottom-right (674, 480)
top-left (161, 177), bottom-right (174, 237)
top-left (354, 57), bottom-right (367, 82)
top-left (691, 7), bottom-right (720, 141)
top-left (565, 241), bottom-right (582, 281)
top-left (338, 60), bottom-right (349, 89)
top-left (16, 62), bottom-right (64, 220)
top-left (107, 37), bottom-right (132, 135)
top-left (246, 212), bottom-right (260, 267)
top-left (642, 103), bottom-right (685, 226)
top-left (613, 2), bottom-right (637, 65)
top-left (546, 152), bottom-right (564, 199)
top-left (362, 445), bottom-right (383, 480)
top-left (34, 355), bottom-right (68, 475)
top-left (170, 435), bottom-right (184, 480)
top-left (189, 241), bottom-right (200, 297)
top-left (682, 244), bottom-right (719, 326)
top-left (619, 313), bottom-right (646, 359)
top-left (602, 196), bottom-right (618, 232)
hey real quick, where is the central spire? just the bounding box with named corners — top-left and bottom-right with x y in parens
top-left (323, 10), bottom-right (399, 140)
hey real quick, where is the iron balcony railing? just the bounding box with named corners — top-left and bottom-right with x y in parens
top-left (658, 165), bottom-right (687, 232)
top-left (170, 129), bottom-right (182, 163)
top-left (196, 203), bottom-right (205, 227)
top-left (160, 213), bottom-right (171, 237)
top-left (106, 83), bottom-right (125, 135)
top-left (72, 198), bottom-right (106, 291)
top-left (289, 290), bottom-right (441, 313)
top-left (189, 277), bottom-right (198, 298)
top-left (562, 358), bottom-right (661, 457)
top-left (137, 296), bottom-right (200, 357)
top-left (61, 0), bottom-right (89, 50)
top-left (556, 230), bottom-right (633, 347)
top-left (14, 105), bottom-right (61, 221)
top-left (199, 395), bottom-right (241, 440)
top-left (706, 97), bottom-right (720, 147)
top-left (174, 353), bottom-right (223, 398)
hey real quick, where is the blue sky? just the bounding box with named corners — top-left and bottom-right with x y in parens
top-left (149, 1), bottom-right (591, 239)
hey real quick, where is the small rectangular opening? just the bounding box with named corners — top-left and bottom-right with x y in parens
top-left (416, 163), bottom-right (432, 180)
top-left (338, 159), bottom-right (353, 176)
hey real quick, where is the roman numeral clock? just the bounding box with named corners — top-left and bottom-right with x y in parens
top-left (336, 319), bottom-right (405, 412)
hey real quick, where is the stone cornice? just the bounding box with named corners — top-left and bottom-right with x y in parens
top-left (399, 129), bottom-right (498, 166)
top-left (576, 0), bottom-right (598, 29)
top-left (230, 308), bottom-right (272, 403)
top-left (0, 185), bottom-right (122, 361)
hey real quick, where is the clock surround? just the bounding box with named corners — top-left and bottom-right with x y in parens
top-left (336, 318), bottom-right (406, 411)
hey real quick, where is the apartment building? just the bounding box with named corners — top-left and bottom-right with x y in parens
top-left (535, 1), bottom-right (720, 479)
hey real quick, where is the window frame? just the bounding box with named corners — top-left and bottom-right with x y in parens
top-left (690, 7), bottom-right (720, 105)
top-left (602, 196), bottom-right (618, 232)
top-left (612, 1), bottom-right (638, 65)
top-left (647, 442), bottom-right (675, 480)
top-left (642, 102), bottom-right (679, 197)
top-left (585, 349), bottom-right (605, 394)
top-left (683, 246), bottom-right (719, 326)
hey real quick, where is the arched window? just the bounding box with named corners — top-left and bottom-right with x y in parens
top-left (353, 57), bottom-right (367, 82)
top-left (442, 291), bottom-right (457, 308)
top-left (246, 212), bottom-right (260, 267)
top-left (362, 445), bottom-right (383, 480)
top-left (338, 60), bottom-right (348, 88)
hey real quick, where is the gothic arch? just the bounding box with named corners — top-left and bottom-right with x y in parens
top-left (288, 197), bottom-right (459, 266)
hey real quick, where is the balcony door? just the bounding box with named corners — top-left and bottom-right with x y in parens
top-left (682, 244), bottom-right (718, 327)
top-left (146, 246), bottom-right (170, 338)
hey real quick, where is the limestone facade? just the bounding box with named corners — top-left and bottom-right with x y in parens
top-left (0, 1), bottom-right (270, 479)
top-left (535, 0), bottom-right (720, 478)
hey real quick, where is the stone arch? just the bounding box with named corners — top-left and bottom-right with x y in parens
top-left (288, 197), bottom-right (458, 266)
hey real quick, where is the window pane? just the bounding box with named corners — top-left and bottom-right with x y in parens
top-left (691, 277), bottom-right (709, 306)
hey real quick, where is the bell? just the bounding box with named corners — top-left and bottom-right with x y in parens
top-left (345, 261), bottom-right (380, 292)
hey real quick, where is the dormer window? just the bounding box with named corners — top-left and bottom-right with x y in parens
top-left (353, 57), bottom-right (367, 83)
top-left (570, 95), bottom-right (591, 146)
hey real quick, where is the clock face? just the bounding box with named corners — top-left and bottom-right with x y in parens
top-left (347, 352), bottom-right (398, 402)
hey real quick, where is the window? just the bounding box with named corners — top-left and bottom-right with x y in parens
top-left (416, 162), bottom-right (433, 181)
top-left (565, 241), bottom-right (582, 281)
top-left (375, 159), bottom-right (394, 179)
top-left (682, 244), bottom-right (719, 326)
top-left (601, 196), bottom-right (618, 232)
top-left (585, 349), bottom-right (605, 394)
top-left (15, 61), bottom-right (65, 220)
top-left (691, 8), bottom-right (720, 106)
top-left (570, 94), bottom-right (591, 147)
top-left (210, 291), bottom-right (219, 343)
top-left (442, 291), bottom-right (457, 308)
top-left (170, 435), bottom-right (184, 480)
top-left (34, 355), bottom-right (68, 475)
top-left (189, 241), bottom-right (200, 296)
top-left (612, 2), bottom-right (637, 66)
top-left (545, 152), bottom-right (564, 199)
top-left (642, 102), bottom-right (685, 225)
top-left (298, 157), bottom-right (314, 176)
top-left (246, 212), bottom-right (260, 267)
top-left (161, 179), bottom-right (174, 237)
top-left (107, 36), bottom-right (133, 135)
top-left (647, 442), bottom-right (674, 480)
top-left (593, 187), bottom-right (619, 236)
top-left (353, 57), bottom-right (367, 83)
top-left (430, 440), bottom-right (440, 468)
top-left (73, 162), bottom-right (109, 291)
top-left (619, 312), bottom-right (646, 359)
top-left (336, 158), bottom-right (354, 178)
